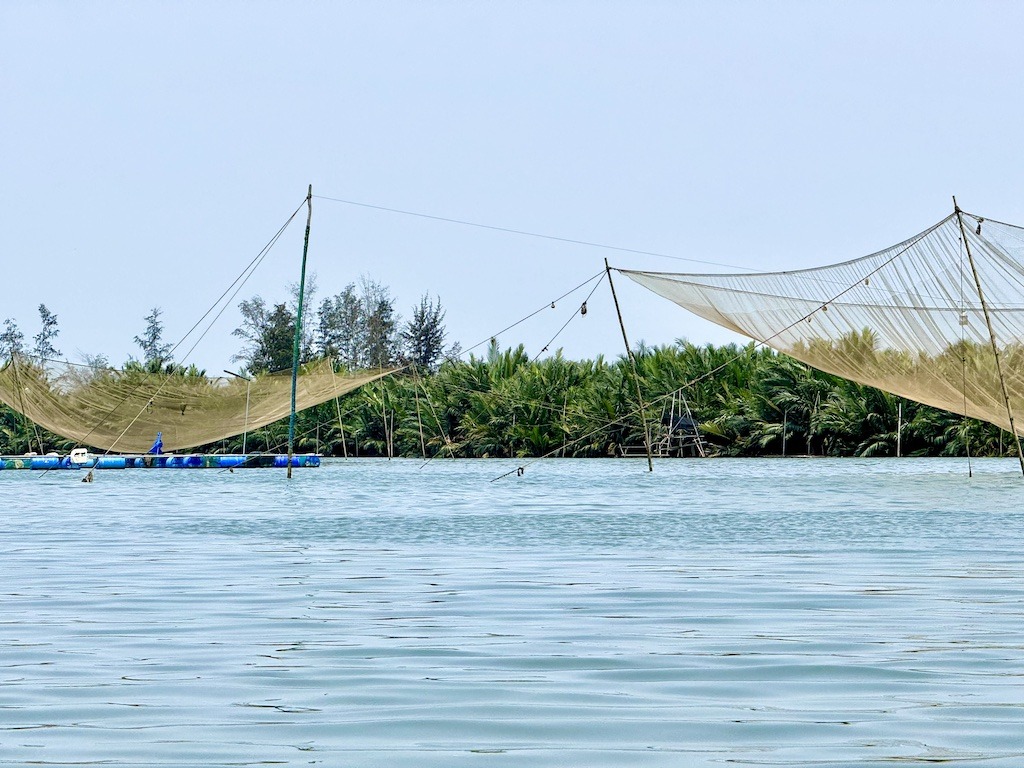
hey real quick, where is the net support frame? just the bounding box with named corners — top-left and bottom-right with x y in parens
top-left (287, 184), bottom-right (313, 479)
top-left (605, 258), bottom-right (654, 471)
top-left (954, 197), bottom-right (1024, 476)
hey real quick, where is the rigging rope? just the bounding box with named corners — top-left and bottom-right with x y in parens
top-left (64, 199), bottom-right (308, 456)
top-left (458, 270), bottom-right (606, 359)
top-left (959, 224), bottom-right (973, 476)
top-left (532, 273), bottom-right (607, 361)
top-left (313, 194), bottom-right (756, 271)
top-left (491, 219), bottom-right (976, 481)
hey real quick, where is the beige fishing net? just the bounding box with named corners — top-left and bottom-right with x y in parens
top-left (622, 209), bottom-right (1024, 435)
top-left (0, 356), bottom-right (394, 452)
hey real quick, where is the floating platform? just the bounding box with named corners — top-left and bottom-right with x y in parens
top-left (0, 453), bottom-right (321, 471)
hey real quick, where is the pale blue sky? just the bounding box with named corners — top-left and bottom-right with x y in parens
top-left (4, 1), bottom-right (1024, 372)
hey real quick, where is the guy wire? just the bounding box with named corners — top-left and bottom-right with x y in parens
top-left (492, 228), bottom-right (940, 481)
top-left (39, 198), bottom-right (307, 476)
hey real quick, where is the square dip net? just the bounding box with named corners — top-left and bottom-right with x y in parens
top-left (621, 209), bottom-right (1024, 438)
top-left (0, 356), bottom-right (393, 453)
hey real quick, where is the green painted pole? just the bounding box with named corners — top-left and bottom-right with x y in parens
top-left (287, 185), bottom-right (313, 479)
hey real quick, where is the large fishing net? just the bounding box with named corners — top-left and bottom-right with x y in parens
top-left (0, 356), bottom-right (394, 452)
top-left (622, 209), bottom-right (1024, 435)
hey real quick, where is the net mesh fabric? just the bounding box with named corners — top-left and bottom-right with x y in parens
top-left (0, 356), bottom-right (393, 452)
top-left (622, 211), bottom-right (1024, 435)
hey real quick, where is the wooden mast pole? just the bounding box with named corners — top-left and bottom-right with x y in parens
top-left (953, 196), bottom-right (1024, 477)
top-left (896, 400), bottom-right (902, 458)
top-left (605, 259), bottom-right (654, 472)
top-left (287, 185), bottom-right (313, 479)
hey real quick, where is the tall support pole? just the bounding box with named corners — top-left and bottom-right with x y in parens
top-left (223, 370), bottom-right (252, 454)
top-left (243, 377), bottom-right (251, 455)
top-left (896, 400), bottom-right (902, 458)
top-left (416, 386), bottom-right (427, 460)
top-left (954, 197), bottom-right (1024, 477)
top-left (287, 185), bottom-right (313, 479)
top-left (605, 259), bottom-right (654, 472)
top-left (327, 358), bottom-right (349, 459)
top-left (782, 409), bottom-right (788, 457)
top-left (8, 354), bottom-right (36, 454)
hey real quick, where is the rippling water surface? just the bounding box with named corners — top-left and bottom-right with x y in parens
top-left (3, 457), bottom-right (1024, 766)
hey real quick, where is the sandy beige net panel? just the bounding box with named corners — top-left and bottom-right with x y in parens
top-left (0, 357), bottom-right (394, 452)
top-left (622, 211), bottom-right (1024, 435)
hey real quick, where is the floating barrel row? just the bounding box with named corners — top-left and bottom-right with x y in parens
top-left (0, 454), bottom-right (321, 470)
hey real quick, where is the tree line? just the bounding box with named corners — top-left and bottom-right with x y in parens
top-left (231, 276), bottom-right (455, 375)
top-left (0, 291), bottom-right (1017, 459)
top-left (258, 340), bottom-right (1013, 460)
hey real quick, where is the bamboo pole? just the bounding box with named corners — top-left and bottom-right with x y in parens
top-left (415, 384), bottom-right (427, 459)
top-left (389, 403), bottom-right (395, 459)
top-left (339, 415), bottom-right (349, 459)
top-left (287, 185), bottom-right (313, 479)
top-left (561, 393), bottom-right (568, 458)
top-left (328, 358), bottom-right (349, 459)
top-left (954, 197), bottom-right (1024, 477)
top-left (896, 400), bottom-right (902, 458)
top-left (605, 259), bottom-right (653, 472)
top-left (7, 354), bottom-right (36, 454)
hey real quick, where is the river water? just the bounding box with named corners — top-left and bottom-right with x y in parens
top-left (2, 457), bottom-right (1023, 766)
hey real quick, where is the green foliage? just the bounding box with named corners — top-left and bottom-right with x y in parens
top-left (232, 298), bottom-right (298, 374)
top-left (3, 337), bottom-right (1020, 459)
top-left (255, 277), bottom-right (413, 373)
top-left (0, 318), bottom-right (25, 357)
top-left (361, 278), bottom-right (400, 369)
top-left (257, 304), bottom-right (298, 373)
top-left (316, 285), bottom-right (363, 365)
top-left (134, 307), bottom-right (173, 365)
top-left (247, 340), bottom-right (1020, 461)
top-left (402, 294), bottom-right (448, 372)
top-left (33, 304), bottom-right (61, 362)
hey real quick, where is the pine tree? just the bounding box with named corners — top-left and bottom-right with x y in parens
top-left (33, 304), bottom-right (61, 361)
top-left (0, 318), bottom-right (24, 358)
top-left (134, 307), bottom-right (173, 364)
top-left (401, 294), bottom-right (448, 372)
